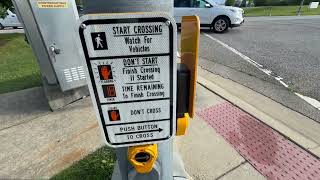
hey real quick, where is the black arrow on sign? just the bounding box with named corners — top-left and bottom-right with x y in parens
top-left (115, 128), bottom-right (163, 136)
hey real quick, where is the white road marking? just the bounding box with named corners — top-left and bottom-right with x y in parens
top-left (295, 93), bottom-right (320, 110)
top-left (203, 33), bottom-right (320, 110)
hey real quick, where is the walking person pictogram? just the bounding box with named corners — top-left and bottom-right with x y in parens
top-left (95, 34), bottom-right (104, 49)
top-left (91, 32), bottom-right (108, 50)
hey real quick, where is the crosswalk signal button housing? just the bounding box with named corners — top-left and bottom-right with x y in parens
top-left (176, 15), bottom-right (200, 136)
top-left (128, 144), bottom-right (158, 174)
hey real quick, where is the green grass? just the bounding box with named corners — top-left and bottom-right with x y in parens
top-left (51, 146), bottom-right (116, 180)
top-left (0, 33), bottom-right (41, 94)
top-left (244, 5), bottom-right (320, 16)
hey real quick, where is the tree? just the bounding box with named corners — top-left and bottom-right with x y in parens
top-left (253, 0), bottom-right (268, 6)
top-left (241, 0), bottom-right (247, 7)
top-left (288, 0), bottom-right (300, 5)
top-left (0, 0), bottom-right (12, 8)
top-left (248, 0), bottom-right (254, 6)
top-left (303, 0), bottom-right (319, 5)
top-left (75, 0), bottom-right (82, 5)
top-left (0, 0), bottom-right (13, 18)
top-left (225, 0), bottom-right (236, 6)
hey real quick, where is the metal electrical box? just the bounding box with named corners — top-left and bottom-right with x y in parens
top-left (29, 0), bottom-right (87, 91)
top-left (13, 0), bottom-right (87, 91)
top-left (13, 0), bottom-right (89, 110)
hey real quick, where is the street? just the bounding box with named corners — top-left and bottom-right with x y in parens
top-left (188, 16), bottom-right (320, 122)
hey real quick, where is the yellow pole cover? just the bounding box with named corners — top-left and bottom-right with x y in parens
top-left (180, 16), bottom-right (200, 118)
top-left (128, 144), bottom-right (158, 173)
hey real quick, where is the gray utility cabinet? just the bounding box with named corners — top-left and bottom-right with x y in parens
top-left (12, 0), bottom-right (89, 110)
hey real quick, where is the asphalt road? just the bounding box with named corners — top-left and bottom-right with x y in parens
top-left (181, 16), bottom-right (320, 121)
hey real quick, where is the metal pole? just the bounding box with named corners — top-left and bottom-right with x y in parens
top-left (81, 1), bottom-right (188, 180)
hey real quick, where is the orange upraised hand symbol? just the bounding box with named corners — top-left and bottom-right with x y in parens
top-left (110, 110), bottom-right (120, 121)
top-left (101, 66), bottom-right (111, 80)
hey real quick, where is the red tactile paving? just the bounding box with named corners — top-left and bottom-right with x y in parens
top-left (197, 102), bottom-right (320, 180)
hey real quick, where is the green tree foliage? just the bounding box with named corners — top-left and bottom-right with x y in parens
top-left (0, 6), bottom-right (6, 18)
top-left (268, 0), bottom-right (283, 5)
top-left (254, 0), bottom-right (268, 6)
top-left (75, 0), bottom-right (82, 5)
top-left (248, 0), bottom-right (254, 6)
top-left (226, 0), bottom-right (236, 6)
top-left (254, 0), bottom-right (287, 6)
top-left (0, 0), bottom-right (12, 8)
top-left (241, 0), bottom-right (247, 7)
top-left (0, 0), bottom-right (13, 18)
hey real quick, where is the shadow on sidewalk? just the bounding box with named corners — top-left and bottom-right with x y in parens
top-left (0, 87), bottom-right (50, 130)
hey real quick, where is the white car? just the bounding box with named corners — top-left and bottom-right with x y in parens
top-left (174, 0), bottom-right (244, 33)
top-left (0, 9), bottom-right (22, 30)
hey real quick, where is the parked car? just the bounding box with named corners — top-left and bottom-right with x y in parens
top-left (174, 0), bottom-right (244, 33)
top-left (0, 9), bottom-right (22, 30)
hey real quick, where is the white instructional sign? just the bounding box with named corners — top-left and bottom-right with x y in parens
top-left (78, 13), bottom-right (177, 147)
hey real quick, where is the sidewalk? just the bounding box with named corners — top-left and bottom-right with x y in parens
top-left (184, 67), bottom-right (320, 180)
top-left (0, 89), bottom-right (104, 178)
top-left (0, 67), bottom-right (319, 179)
top-left (175, 84), bottom-right (265, 180)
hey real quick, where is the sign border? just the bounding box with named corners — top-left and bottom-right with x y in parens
top-left (79, 17), bottom-right (174, 146)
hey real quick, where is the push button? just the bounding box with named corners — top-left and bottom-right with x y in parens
top-left (128, 144), bottom-right (158, 173)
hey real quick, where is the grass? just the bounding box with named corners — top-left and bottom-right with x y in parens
top-left (0, 33), bottom-right (41, 94)
top-left (244, 5), bottom-right (320, 16)
top-left (51, 146), bottom-right (116, 180)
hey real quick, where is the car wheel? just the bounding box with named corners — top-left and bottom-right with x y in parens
top-left (13, 27), bottom-right (18, 29)
top-left (0, 23), bottom-right (4, 30)
top-left (212, 17), bottom-right (229, 33)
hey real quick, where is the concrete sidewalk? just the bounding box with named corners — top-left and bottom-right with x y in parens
top-left (0, 67), bottom-right (319, 179)
top-left (175, 84), bottom-right (265, 180)
top-left (175, 68), bottom-right (320, 179)
top-left (0, 89), bottom-right (103, 178)
top-left (0, 84), bottom-right (265, 179)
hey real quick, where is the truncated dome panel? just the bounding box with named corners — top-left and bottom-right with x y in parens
top-left (197, 102), bottom-right (320, 180)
